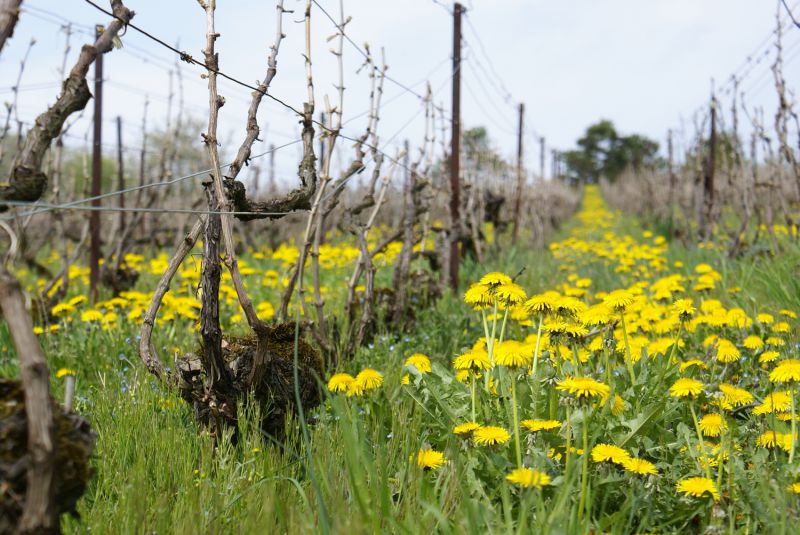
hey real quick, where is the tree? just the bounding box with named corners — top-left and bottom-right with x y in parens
top-left (462, 126), bottom-right (509, 175)
top-left (562, 120), bottom-right (660, 184)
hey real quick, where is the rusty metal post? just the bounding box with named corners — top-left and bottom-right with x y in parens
top-left (512, 102), bottom-right (524, 244)
top-left (90, 24), bottom-right (104, 301)
top-left (448, 2), bottom-right (463, 290)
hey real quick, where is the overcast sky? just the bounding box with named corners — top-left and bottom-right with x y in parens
top-left (2, 0), bottom-right (799, 183)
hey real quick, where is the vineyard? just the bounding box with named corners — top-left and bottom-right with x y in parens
top-left (0, 1), bottom-right (799, 534)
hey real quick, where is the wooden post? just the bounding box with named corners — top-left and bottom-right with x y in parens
top-left (511, 102), bottom-right (524, 244)
top-left (268, 143), bottom-right (276, 193)
top-left (116, 115), bottom-right (125, 232)
top-left (403, 139), bottom-right (410, 187)
top-left (448, 2), bottom-right (463, 291)
top-left (539, 136), bottom-right (545, 180)
top-left (667, 129), bottom-right (675, 228)
top-left (64, 375), bottom-right (76, 412)
top-left (702, 94), bottom-right (717, 241)
top-left (402, 138), bottom-right (410, 227)
top-left (89, 23), bottom-right (104, 301)
top-left (137, 97), bottom-right (148, 239)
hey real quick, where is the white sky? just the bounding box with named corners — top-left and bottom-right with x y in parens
top-left (2, 0), bottom-right (799, 186)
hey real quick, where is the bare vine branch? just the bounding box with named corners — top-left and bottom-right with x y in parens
top-left (139, 218), bottom-right (204, 379)
top-left (0, 268), bottom-right (57, 533)
top-left (0, 0), bottom-right (23, 54)
top-left (1, 0), bottom-right (134, 207)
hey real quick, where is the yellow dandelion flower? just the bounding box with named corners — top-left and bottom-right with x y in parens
top-left (700, 299), bottom-right (722, 313)
top-left (669, 378), bottom-right (704, 398)
top-left (765, 336), bottom-right (785, 347)
top-left (772, 321), bottom-right (791, 334)
top-left (127, 307), bottom-right (145, 322)
top-left (506, 468), bottom-right (551, 488)
top-left (405, 353), bottom-right (432, 374)
top-left (464, 283), bottom-right (493, 308)
top-left (779, 309), bottom-right (797, 319)
top-left (680, 359), bottom-right (708, 372)
top-left (68, 295), bottom-right (88, 307)
top-left (676, 476), bottom-right (720, 501)
top-left (346, 380), bottom-right (365, 397)
top-left (591, 443), bottom-right (631, 465)
top-left (555, 296), bottom-right (588, 316)
top-left (480, 272), bottom-right (512, 287)
top-left (557, 377), bottom-right (610, 401)
top-left (743, 336), bottom-right (764, 350)
top-left (455, 370), bottom-right (471, 383)
top-left (453, 348), bottom-right (491, 371)
top-left (80, 309), bottom-right (104, 322)
top-left (473, 426), bottom-right (511, 446)
top-left (354, 368), bottom-right (383, 392)
top-left (760, 350), bottom-right (780, 364)
top-left (327, 373), bottom-right (355, 393)
top-left (578, 304), bottom-right (614, 326)
top-left (693, 278), bottom-right (716, 292)
top-left (101, 311), bottom-right (118, 330)
top-left (588, 335), bottom-right (604, 352)
top-left (610, 393), bottom-right (625, 416)
top-left (790, 482), bottom-right (800, 494)
top-left (494, 282), bottom-right (527, 305)
top-left (769, 359), bottom-right (800, 384)
top-left (778, 433), bottom-right (797, 452)
top-left (718, 383), bottom-right (753, 408)
top-left (51, 303), bottom-right (75, 317)
top-left (623, 458), bottom-right (658, 476)
top-left (416, 448), bottom-right (446, 470)
top-left (698, 414), bottom-right (725, 437)
top-left (757, 313), bottom-right (774, 324)
top-left (672, 298), bottom-right (696, 319)
top-left (495, 340), bottom-right (533, 368)
top-left (55, 368), bottom-right (76, 379)
top-left (521, 419), bottom-right (561, 432)
top-left (695, 263), bottom-right (714, 274)
top-left (757, 431), bottom-right (784, 449)
top-left (401, 374), bottom-right (410, 385)
top-left (753, 392), bottom-right (792, 415)
top-left (453, 422), bottom-right (481, 436)
top-left (564, 322), bottom-right (590, 338)
top-left (544, 319), bottom-right (569, 334)
top-left (726, 308), bottom-right (750, 329)
top-left (715, 339), bottom-right (740, 363)
top-left (523, 291), bottom-right (560, 315)
top-left (604, 289), bottom-right (636, 311)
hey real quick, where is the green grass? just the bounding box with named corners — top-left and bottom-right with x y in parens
top-left (2, 198), bottom-right (800, 534)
